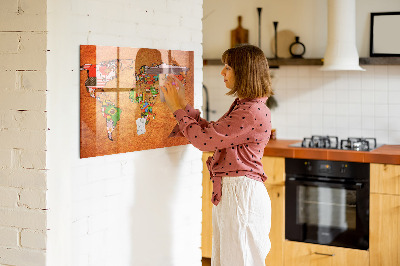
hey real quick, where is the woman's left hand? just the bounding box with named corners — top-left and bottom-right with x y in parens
top-left (161, 75), bottom-right (186, 113)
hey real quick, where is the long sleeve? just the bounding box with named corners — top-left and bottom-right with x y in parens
top-left (172, 97), bottom-right (271, 206)
top-left (169, 103), bottom-right (210, 137)
top-left (173, 104), bottom-right (257, 152)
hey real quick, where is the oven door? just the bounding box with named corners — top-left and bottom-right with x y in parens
top-left (285, 177), bottom-right (369, 250)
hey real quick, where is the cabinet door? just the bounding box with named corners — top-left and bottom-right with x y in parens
top-left (370, 193), bottom-right (400, 266)
top-left (284, 241), bottom-right (369, 266)
top-left (370, 163), bottom-right (400, 195)
top-left (264, 184), bottom-right (284, 266)
top-left (202, 152), bottom-right (213, 258)
top-left (261, 156), bottom-right (285, 185)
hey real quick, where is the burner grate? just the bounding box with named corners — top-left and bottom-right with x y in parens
top-left (296, 136), bottom-right (378, 151)
top-left (340, 137), bottom-right (377, 151)
top-left (301, 135), bottom-right (339, 149)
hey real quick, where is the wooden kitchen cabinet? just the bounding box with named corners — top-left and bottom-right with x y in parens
top-left (202, 152), bottom-right (214, 258)
top-left (370, 163), bottom-right (400, 195)
top-left (262, 156), bottom-right (285, 266)
top-left (261, 156), bottom-right (285, 186)
top-left (370, 163), bottom-right (400, 266)
top-left (284, 241), bottom-right (369, 266)
top-left (264, 184), bottom-right (285, 266)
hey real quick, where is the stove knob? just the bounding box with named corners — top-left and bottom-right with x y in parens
top-left (305, 161), bottom-right (312, 171)
top-left (340, 164), bottom-right (347, 174)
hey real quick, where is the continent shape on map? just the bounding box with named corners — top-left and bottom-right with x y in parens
top-left (81, 60), bottom-right (189, 140)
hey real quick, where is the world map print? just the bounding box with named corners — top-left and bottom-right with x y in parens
top-left (80, 45), bottom-right (194, 158)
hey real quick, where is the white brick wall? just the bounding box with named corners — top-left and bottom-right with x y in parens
top-left (2, 0), bottom-right (203, 264)
top-left (46, 1), bottom-right (203, 266)
top-left (0, 0), bottom-right (48, 265)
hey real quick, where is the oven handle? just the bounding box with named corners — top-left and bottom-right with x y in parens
top-left (286, 177), bottom-right (364, 189)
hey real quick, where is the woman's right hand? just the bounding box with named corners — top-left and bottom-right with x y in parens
top-left (161, 75), bottom-right (187, 113)
top-left (168, 75), bottom-right (187, 108)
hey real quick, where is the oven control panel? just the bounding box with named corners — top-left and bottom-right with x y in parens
top-left (286, 158), bottom-right (369, 180)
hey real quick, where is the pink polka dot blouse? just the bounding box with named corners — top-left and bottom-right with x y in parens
top-left (170, 97), bottom-right (272, 206)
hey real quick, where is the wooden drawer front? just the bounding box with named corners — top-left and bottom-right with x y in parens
top-left (370, 163), bottom-right (400, 195)
top-left (262, 156), bottom-right (285, 185)
top-left (284, 241), bottom-right (369, 266)
top-left (370, 193), bottom-right (400, 266)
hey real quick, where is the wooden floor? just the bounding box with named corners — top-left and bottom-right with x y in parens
top-left (202, 257), bottom-right (211, 266)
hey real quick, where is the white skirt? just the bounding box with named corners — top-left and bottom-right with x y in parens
top-left (212, 176), bottom-right (271, 266)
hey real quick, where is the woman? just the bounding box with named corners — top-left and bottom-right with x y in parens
top-left (162, 44), bottom-right (273, 266)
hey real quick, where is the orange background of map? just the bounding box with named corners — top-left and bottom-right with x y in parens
top-left (80, 45), bottom-right (194, 158)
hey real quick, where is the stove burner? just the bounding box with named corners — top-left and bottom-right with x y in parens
top-left (295, 136), bottom-right (378, 151)
top-left (301, 135), bottom-right (339, 149)
top-left (340, 137), bottom-right (377, 151)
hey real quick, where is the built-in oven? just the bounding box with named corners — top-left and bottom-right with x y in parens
top-left (285, 158), bottom-right (370, 250)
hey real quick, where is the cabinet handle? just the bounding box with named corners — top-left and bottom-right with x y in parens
top-left (314, 252), bottom-right (335, 257)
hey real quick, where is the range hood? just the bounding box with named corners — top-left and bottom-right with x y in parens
top-left (320, 0), bottom-right (365, 71)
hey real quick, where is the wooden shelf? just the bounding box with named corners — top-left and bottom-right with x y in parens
top-left (268, 58), bottom-right (322, 67)
top-left (203, 57), bottom-right (400, 67)
top-left (359, 57), bottom-right (400, 65)
top-left (203, 58), bottom-right (323, 67)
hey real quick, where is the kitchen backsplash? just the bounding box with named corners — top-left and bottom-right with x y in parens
top-left (203, 65), bottom-right (400, 144)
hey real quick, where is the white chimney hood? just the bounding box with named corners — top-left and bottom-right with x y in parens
top-left (320, 0), bottom-right (365, 71)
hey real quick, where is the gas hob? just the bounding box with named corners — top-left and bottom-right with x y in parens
top-left (289, 135), bottom-right (382, 151)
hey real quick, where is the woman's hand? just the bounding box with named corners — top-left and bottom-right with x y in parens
top-left (161, 75), bottom-right (187, 113)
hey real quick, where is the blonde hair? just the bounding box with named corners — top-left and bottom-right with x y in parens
top-left (221, 44), bottom-right (273, 99)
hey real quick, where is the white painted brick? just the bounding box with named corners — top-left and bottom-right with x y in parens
top-left (20, 229), bottom-right (46, 250)
top-left (189, 3), bottom-right (203, 19)
top-left (0, 32), bottom-right (20, 54)
top-left (191, 30), bottom-right (203, 44)
top-left (136, 25), bottom-right (170, 40)
top-left (15, 32), bottom-right (46, 57)
top-left (0, 187), bottom-right (19, 208)
top-left (0, 227), bottom-right (19, 247)
top-left (0, 14), bottom-right (46, 33)
top-left (19, 189), bottom-right (46, 209)
top-left (0, 247), bottom-right (45, 266)
top-left (0, 208), bottom-right (46, 230)
top-left (152, 10), bottom-right (181, 27)
top-left (0, 129), bottom-right (46, 150)
top-left (0, 33), bottom-right (47, 71)
top-left (16, 70), bottom-right (47, 91)
top-left (19, 0), bottom-right (47, 15)
top-left (72, 218), bottom-right (88, 237)
top-left (181, 15), bottom-right (202, 30)
top-left (87, 164), bottom-right (108, 183)
top-left (87, 212), bottom-right (109, 233)
top-left (0, 149), bottom-right (11, 169)
top-left (130, 5), bottom-right (160, 23)
top-left (0, 169), bottom-right (47, 189)
top-left (104, 178), bottom-right (122, 196)
top-left (71, 166), bottom-right (88, 186)
top-left (0, 90), bottom-right (46, 111)
top-left (0, 71), bottom-right (16, 90)
top-left (11, 148), bottom-right (21, 169)
top-left (1, 110), bottom-right (47, 130)
top-left (167, 0), bottom-right (191, 15)
top-left (20, 149), bottom-right (46, 170)
top-left (0, 0), bottom-right (18, 13)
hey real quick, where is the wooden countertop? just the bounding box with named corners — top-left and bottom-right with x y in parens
top-left (263, 139), bottom-right (400, 165)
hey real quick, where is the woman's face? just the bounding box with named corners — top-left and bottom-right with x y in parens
top-left (220, 64), bottom-right (235, 89)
